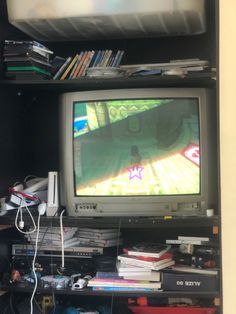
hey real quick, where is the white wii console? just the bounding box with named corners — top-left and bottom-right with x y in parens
top-left (47, 171), bottom-right (59, 216)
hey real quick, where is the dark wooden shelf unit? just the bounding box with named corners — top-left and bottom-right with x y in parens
top-left (1, 284), bottom-right (220, 299)
top-left (0, 0), bottom-right (220, 312)
top-left (0, 214), bottom-right (219, 229)
top-left (0, 72), bottom-right (216, 92)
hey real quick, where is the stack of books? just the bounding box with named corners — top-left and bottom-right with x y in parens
top-left (64, 228), bottom-right (122, 248)
top-left (117, 243), bottom-right (174, 275)
top-left (53, 49), bottom-right (125, 80)
top-left (163, 236), bottom-right (219, 291)
top-left (88, 243), bottom-right (173, 292)
top-left (4, 40), bottom-right (53, 80)
top-left (87, 271), bottom-right (162, 292)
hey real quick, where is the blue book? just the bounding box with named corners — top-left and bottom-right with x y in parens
top-left (107, 55), bottom-right (115, 67)
top-left (53, 56), bottom-right (72, 80)
top-left (111, 50), bottom-right (121, 67)
top-left (96, 50), bottom-right (106, 67)
top-left (115, 50), bottom-right (125, 67)
top-left (92, 50), bottom-right (102, 67)
top-left (96, 272), bottom-right (121, 279)
top-left (90, 50), bottom-right (100, 67)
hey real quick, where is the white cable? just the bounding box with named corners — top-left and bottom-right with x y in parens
top-left (60, 209), bottom-right (65, 269)
top-left (30, 212), bottom-right (41, 314)
top-left (15, 204), bottom-right (37, 234)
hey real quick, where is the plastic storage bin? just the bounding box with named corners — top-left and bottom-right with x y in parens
top-left (7, 0), bottom-right (206, 41)
top-left (129, 306), bottom-right (217, 314)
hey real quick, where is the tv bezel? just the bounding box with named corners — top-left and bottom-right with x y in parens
top-left (60, 88), bottom-right (212, 217)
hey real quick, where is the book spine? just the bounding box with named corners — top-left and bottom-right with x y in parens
top-left (107, 54), bottom-right (115, 67)
top-left (53, 56), bottom-right (72, 80)
top-left (96, 50), bottom-right (106, 67)
top-left (118, 256), bottom-right (172, 268)
top-left (88, 282), bottom-right (162, 288)
top-left (103, 50), bottom-right (113, 67)
top-left (77, 231), bottom-right (120, 239)
top-left (92, 50), bottom-right (101, 67)
top-left (73, 51), bottom-right (88, 78)
top-left (89, 50), bottom-right (98, 68)
top-left (70, 51), bottom-right (84, 78)
top-left (78, 51), bottom-right (91, 77)
top-left (111, 50), bottom-right (121, 67)
top-left (166, 239), bottom-right (205, 245)
top-left (76, 237), bottom-right (107, 244)
top-left (60, 54), bottom-right (79, 80)
top-left (100, 50), bottom-right (111, 67)
top-left (81, 50), bottom-right (95, 76)
top-left (98, 50), bottom-right (107, 67)
top-left (115, 50), bottom-right (125, 67)
top-left (77, 51), bottom-right (92, 77)
top-left (90, 278), bottom-right (146, 284)
top-left (78, 228), bottom-right (116, 233)
top-left (178, 236), bottom-right (210, 241)
top-left (96, 272), bottom-right (121, 279)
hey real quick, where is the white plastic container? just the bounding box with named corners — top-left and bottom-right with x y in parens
top-left (7, 0), bottom-right (206, 41)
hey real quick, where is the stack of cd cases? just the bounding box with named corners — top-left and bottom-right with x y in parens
top-left (3, 40), bottom-right (53, 80)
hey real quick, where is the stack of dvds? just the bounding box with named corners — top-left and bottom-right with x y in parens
top-left (64, 228), bottom-right (123, 248)
top-left (162, 236), bottom-right (219, 291)
top-left (3, 40), bottom-right (53, 80)
top-left (25, 226), bottom-right (78, 247)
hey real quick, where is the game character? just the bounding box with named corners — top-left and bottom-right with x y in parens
top-left (131, 145), bottom-right (142, 168)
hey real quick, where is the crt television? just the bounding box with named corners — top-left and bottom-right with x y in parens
top-left (59, 88), bottom-right (216, 217)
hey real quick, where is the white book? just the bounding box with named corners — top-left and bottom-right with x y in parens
top-left (122, 272), bottom-right (161, 282)
top-left (166, 239), bottom-right (207, 245)
top-left (117, 262), bottom-right (151, 274)
top-left (64, 238), bottom-right (122, 248)
top-left (78, 228), bottom-right (118, 233)
top-left (27, 233), bottom-right (76, 242)
top-left (178, 236), bottom-right (210, 242)
top-left (77, 231), bottom-right (121, 240)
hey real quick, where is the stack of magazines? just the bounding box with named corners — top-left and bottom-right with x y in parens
top-left (3, 40), bottom-right (53, 80)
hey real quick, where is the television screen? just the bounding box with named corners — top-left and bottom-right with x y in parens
top-left (60, 88), bottom-right (214, 217)
top-left (73, 98), bottom-right (200, 198)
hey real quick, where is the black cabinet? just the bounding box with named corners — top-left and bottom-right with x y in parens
top-left (0, 0), bottom-right (220, 313)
